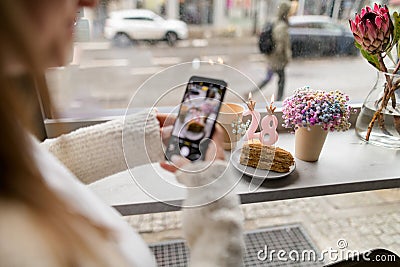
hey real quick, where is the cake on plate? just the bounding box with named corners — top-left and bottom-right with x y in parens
top-left (240, 140), bottom-right (294, 173)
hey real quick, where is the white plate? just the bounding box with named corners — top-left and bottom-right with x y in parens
top-left (230, 148), bottom-right (296, 179)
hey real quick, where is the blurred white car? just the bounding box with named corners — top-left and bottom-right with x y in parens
top-left (104, 9), bottom-right (188, 46)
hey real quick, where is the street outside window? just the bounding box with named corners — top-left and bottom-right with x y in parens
top-left (45, 0), bottom-right (387, 119)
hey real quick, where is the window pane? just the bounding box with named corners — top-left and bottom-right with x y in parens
top-left (45, 0), bottom-right (382, 119)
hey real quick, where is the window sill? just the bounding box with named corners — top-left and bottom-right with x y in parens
top-left (44, 103), bottom-right (362, 138)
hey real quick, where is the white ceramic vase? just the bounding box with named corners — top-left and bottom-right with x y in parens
top-left (295, 125), bottom-right (328, 162)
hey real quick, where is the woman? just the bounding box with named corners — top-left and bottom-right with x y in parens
top-left (0, 0), bottom-right (232, 266)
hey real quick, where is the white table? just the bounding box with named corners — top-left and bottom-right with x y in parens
top-left (89, 130), bottom-right (400, 215)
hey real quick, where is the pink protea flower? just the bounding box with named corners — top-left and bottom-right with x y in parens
top-left (349, 3), bottom-right (393, 54)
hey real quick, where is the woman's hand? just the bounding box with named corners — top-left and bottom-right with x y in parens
top-left (157, 113), bottom-right (175, 146)
top-left (160, 124), bottom-right (225, 173)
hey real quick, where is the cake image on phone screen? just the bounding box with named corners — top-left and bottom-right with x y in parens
top-left (187, 120), bottom-right (205, 133)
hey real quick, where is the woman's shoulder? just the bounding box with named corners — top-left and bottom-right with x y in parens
top-left (0, 200), bottom-right (41, 238)
top-left (0, 200), bottom-right (59, 267)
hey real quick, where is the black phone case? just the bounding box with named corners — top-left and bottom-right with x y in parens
top-left (165, 76), bottom-right (227, 161)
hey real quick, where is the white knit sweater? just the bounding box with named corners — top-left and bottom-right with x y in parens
top-left (41, 110), bottom-right (165, 184)
top-left (0, 110), bottom-right (239, 267)
top-left (1, 110), bottom-right (164, 267)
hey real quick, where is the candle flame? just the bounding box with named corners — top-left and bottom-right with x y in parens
top-left (247, 92), bottom-right (255, 111)
top-left (267, 94), bottom-right (276, 114)
top-left (217, 57), bottom-right (224, 64)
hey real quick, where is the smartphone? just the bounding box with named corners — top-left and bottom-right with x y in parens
top-left (165, 76), bottom-right (227, 161)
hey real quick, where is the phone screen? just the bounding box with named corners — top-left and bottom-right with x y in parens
top-left (166, 76), bottom-right (226, 161)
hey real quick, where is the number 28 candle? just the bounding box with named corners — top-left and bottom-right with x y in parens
top-left (243, 92), bottom-right (261, 141)
top-left (243, 93), bottom-right (278, 145)
top-left (260, 95), bottom-right (278, 146)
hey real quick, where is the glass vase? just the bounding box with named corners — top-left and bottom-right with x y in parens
top-left (355, 70), bottom-right (400, 149)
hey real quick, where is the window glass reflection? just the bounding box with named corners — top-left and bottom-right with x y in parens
top-left (46, 0), bottom-right (384, 118)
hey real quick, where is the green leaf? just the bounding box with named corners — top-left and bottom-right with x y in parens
top-left (391, 12), bottom-right (400, 58)
top-left (383, 12), bottom-right (400, 55)
top-left (398, 43), bottom-right (400, 59)
top-left (392, 12), bottom-right (400, 46)
top-left (354, 41), bottom-right (361, 49)
top-left (355, 42), bottom-right (380, 70)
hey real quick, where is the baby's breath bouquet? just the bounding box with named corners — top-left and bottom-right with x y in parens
top-left (231, 117), bottom-right (250, 136)
top-left (282, 87), bottom-right (352, 132)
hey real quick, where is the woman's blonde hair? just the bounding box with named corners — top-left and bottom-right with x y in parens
top-left (0, 1), bottom-right (130, 266)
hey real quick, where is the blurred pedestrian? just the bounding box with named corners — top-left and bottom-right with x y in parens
top-left (252, 0), bottom-right (292, 101)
